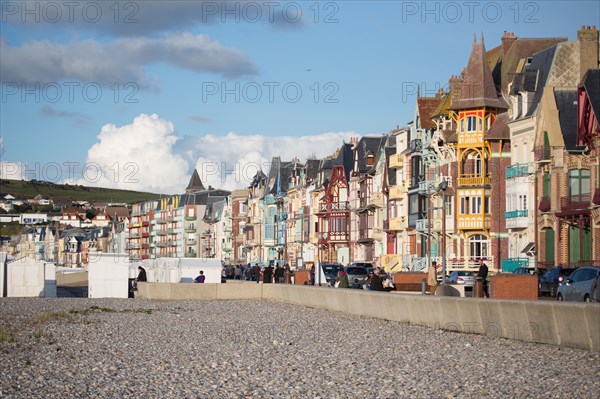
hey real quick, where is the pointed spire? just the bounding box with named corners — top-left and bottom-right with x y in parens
top-left (186, 169), bottom-right (206, 193)
top-left (473, 32), bottom-right (476, 44)
top-left (481, 32), bottom-right (484, 45)
top-left (449, 35), bottom-right (508, 110)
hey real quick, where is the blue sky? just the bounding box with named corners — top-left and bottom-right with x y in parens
top-left (1, 1), bottom-right (599, 193)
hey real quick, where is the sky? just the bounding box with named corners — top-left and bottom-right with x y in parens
top-left (1, 0), bottom-right (599, 194)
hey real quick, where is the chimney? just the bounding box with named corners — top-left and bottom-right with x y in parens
top-left (578, 25), bottom-right (599, 80)
top-left (502, 31), bottom-right (517, 56)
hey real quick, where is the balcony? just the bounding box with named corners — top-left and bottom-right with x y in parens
top-left (142, 232), bottom-right (149, 238)
top-left (418, 181), bottom-right (435, 195)
top-left (155, 218), bottom-right (167, 224)
top-left (368, 192), bottom-right (384, 208)
top-left (388, 216), bottom-right (408, 231)
top-left (389, 153), bottom-right (404, 168)
top-left (539, 196), bottom-right (551, 212)
top-left (186, 239), bottom-right (197, 246)
top-left (415, 218), bottom-right (442, 232)
top-left (534, 145), bottom-right (551, 162)
top-left (185, 251), bottom-right (197, 258)
top-left (506, 163), bottom-right (531, 179)
top-left (155, 230), bottom-right (167, 236)
top-left (505, 209), bottom-right (529, 229)
top-left (142, 221), bottom-right (149, 227)
top-left (501, 258), bottom-right (529, 273)
top-left (458, 175), bottom-right (491, 187)
top-left (389, 185), bottom-right (408, 200)
top-left (457, 214), bottom-right (492, 230)
top-left (185, 215), bottom-right (197, 221)
top-left (156, 242), bottom-right (168, 248)
top-left (560, 193), bottom-right (591, 212)
top-left (185, 227), bottom-right (197, 233)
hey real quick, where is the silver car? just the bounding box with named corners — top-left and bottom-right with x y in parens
top-left (448, 271), bottom-right (475, 287)
top-left (556, 266), bottom-right (600, 302)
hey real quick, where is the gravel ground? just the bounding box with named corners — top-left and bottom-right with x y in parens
top-left (1, 298), bottom-right (599, 399)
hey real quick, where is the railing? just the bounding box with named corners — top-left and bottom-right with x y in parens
top-left (534, 145), bottom-right (551, 161)
top-left (155, 218), bottom-right (167, 224)
top-left (501, 258), bottom-right (530, 272)
top-left (560, 193), bottom-right (591, 211)
top-left (416, 218), bottom-right (442, 232)
top-left (456, 214), bottom-right (492, 230)
top-left (389, 153), bottom-right (403, 169)
top-left (504, 209), bottom-right (528, 218)
top-left (457, 175), bottom-right (491, 187)
top-left (185, 216), bottom-right (196, 221)
top-left (506, 163), bottom-right (531, 179)
top-left (418, 181), bottom-right (434, 195)
top-left (184, 227), bottom-right (197, 233)
top-left (186, 239), bottom-right (197, 245)
top-left (155, 230), bottom-right (167, 236)
top-left (185, 251), bottom-right (197, 257)
top-left (446, 257), bottom-right (497, 272)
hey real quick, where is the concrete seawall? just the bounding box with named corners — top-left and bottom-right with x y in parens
top-left (136, 282), bottom-right (600, 351)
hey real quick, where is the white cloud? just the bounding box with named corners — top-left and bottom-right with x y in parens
top-left (79, 113), bottom-right (190, 194)
top-left (0, 33), bottom-right (257, 88)
top-left (0, 161), bottom-right (29, 180)
top-left (182, 131), bottom-right (357, 191)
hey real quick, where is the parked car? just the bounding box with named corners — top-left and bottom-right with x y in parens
top-left (556, 266), bottom-right (600, 302)
top-left (344, 266), bottom-right (368, 286)
top-left (447, 271), bottom-right (475, 287)
top-left (350, 262), bottom-right (373, 268)
top-left (538, 267), bottom-right (576, 297)
top-left (320, 263), bottom-right (343, 286)
top-left (513, 267), bottom-right (547, 276)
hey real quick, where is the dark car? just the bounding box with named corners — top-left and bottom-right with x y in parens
top-left (538, 267), bottom-right (576, 297)
top-left (513, 267), bottom-right (547, 276)
top-left (320, 263), bottom-right (343, 286)
top-left (557, 266), bottom-right (600, 302)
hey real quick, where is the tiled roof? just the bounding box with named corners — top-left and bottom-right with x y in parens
top-left (485, 113), bottom-right (510, 140)
top-left (582, 69), bottom-right (600, 122)
top-left (185, 169), bottom-right (205, 192)
top-left (554, 89), bottom-right (579, 150)
top-left (417, 97), bottom-right (444, 129)
top-left (449, 36), bottom-right (509, 110)
top-left (499, 37), bottom-right (566, 95)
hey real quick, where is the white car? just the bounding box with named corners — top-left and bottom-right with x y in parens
top-left (448, 271), bottom-right (475, 287)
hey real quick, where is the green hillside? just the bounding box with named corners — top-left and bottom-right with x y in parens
top-left (0, 179), bottom-right (163, 204)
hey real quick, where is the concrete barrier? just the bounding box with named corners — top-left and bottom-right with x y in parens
top-left (135, 282), bottom-right (600, 351)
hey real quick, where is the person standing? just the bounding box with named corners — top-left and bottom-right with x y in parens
top-left (273, 264), bottom-right (284, 283)
top-left (253, 263), bottom-right (261, 283)
top-left (263, 263), bottom-right (274, 284)
top-left (427, 262), bottom-right (438, 295)
top-left (477, 261), bottom-right (489, 298)
top-left (234, 265), bottom-right (243, 280)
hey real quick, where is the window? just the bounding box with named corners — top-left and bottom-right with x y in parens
top-left (485, 196), bottom-right (491, 213)
top-left (465, 116), bottom-right (479, 132)
top-left (444, 195), bottom-right (453, 216)
top-left (469, 234), bottom-right (489, 259)
top-left (569, 169), bottom-right (591, 197)
top-left (460, 197), bottom-right (469, 214)
top-left (472, 197), bottom-right (482, 213)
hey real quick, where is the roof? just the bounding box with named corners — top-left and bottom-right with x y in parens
top-left (450, 35), bottom-right (509, 110)
top-left (185, 169), bottom-right (205, 192)
top-left (485, 113), bottom-right (510, 140)
top-left (499, 37), bottom-right (566, 95)
top-left (105, 206), bottom-right (129, 219)
top-left (354, 136), bottom-right (386, 174)
top-left (417, 97), bottom-right (443, 129)
top-left (554, 89), bottom-right (579, 150)
top-left (581, 69), bottom-right (600, 122)
top-left (510, 45), bottom-right (558, 118)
